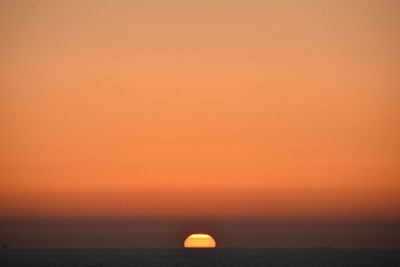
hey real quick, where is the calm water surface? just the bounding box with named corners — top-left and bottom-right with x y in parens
top-left (1, 248), bottom-right (399, 267)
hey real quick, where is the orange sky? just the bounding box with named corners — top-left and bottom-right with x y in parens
top-left (1, 0), bottom-right (400, 247)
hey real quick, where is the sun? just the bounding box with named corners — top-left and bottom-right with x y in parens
top-left (184, 234), bottom-right (216, 248)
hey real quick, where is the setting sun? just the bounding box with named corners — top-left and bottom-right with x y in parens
top-left (184, 234), bottom-right (216, 248)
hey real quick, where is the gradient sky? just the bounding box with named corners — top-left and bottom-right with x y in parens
top-left (1, 0), bottom-right (399, 248)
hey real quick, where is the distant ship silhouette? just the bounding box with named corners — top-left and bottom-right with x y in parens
top-left (1, 243), bottom-right (8, 249)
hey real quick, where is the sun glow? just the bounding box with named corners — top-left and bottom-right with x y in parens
top-left (184, 234), bottom-right (216, 248)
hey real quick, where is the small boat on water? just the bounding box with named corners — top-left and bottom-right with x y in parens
top-left (1, 243), bottom-right (8, 249)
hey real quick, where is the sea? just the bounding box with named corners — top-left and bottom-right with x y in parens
top-left (1, 248), bottom-right (399, 267)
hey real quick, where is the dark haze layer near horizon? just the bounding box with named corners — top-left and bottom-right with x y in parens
top-left (1, 217), bottom-right (399, 248)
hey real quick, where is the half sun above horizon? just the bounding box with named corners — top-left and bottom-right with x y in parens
top-left (184, 234), bottom-right (216, 248)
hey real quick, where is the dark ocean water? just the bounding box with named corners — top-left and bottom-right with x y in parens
top-left (0, 248), bottom-right (399, 267)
